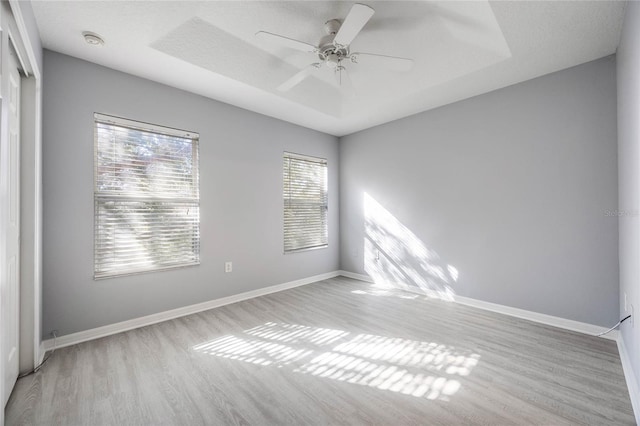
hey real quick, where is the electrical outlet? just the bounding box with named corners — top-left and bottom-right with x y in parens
top-left (225, 261), bottom-right (232, 273)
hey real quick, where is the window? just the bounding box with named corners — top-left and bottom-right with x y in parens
top-left (283, 152), bottom-right (328, 252)
top-left (94, 113), bottom-right (200, 279)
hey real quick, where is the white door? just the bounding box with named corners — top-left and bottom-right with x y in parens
top-left (2, 44), bottom-right (21, 407)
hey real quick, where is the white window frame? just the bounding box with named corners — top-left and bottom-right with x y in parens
top-left (283, 152), bottom-right (328, 253)
top-left (93, 113), bottom-right (200, 279)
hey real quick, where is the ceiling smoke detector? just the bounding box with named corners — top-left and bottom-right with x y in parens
top-left (83, 31), bottom-right (104, 47)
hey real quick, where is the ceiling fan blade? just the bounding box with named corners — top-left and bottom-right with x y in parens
top-left (256, 31), bottom-right (318, 53)
top-left (335, 66), bottom-right (356, 98)
top-left (333, 3), bottom-right (375, 47)
top-left (350, 52), bottom-right (414, 72)
top-left (278, 63), bottom-right (321, 92)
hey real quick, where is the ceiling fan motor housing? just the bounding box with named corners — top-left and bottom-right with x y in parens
top-left (318, 20), bottom-right (349, 67)
top-left (324, 19), bottom-right (341, 35)
top-left (262, 3), bottom-right (413, 93)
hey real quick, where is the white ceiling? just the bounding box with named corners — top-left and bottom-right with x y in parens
top-left (32, 1), bottom-right (626, 136)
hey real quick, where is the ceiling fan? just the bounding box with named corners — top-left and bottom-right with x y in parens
top-left (256, 3), bottom-right (414, 95)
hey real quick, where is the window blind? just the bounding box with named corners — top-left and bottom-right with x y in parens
top-left (94, 113), bottom-right (200, 279)
top-left (283, 152), bottom-right (328, 252)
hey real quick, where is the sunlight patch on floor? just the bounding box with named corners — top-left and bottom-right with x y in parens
top-left (193, 321), bottom-right (480, 401)
top-left (295, 353), bottom-right (462, 399)
top-left (331, 333), bottom-right (479, 375)
top-left (192, 334), bottom-right (313, 367)
top-left (244, 322), bottom-right (348, 346)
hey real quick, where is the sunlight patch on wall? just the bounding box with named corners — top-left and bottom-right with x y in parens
top-left (364, 193), bottom-right (457, 300)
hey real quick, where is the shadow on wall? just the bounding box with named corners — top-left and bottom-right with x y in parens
top-left (363, 193), bottom-right (458, 300)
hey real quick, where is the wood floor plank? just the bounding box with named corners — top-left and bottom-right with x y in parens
top-left (5, 277), bottom-right (636, 425)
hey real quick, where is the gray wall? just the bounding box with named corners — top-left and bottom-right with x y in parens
top-left (617, 0), bottom-right (640, 403)
top-left (340, 56), bottom-right (618, 327)
top-left (42, 50), bottom-right (339, 337)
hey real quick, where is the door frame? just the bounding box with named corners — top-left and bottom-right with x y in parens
top-left (0, 0), bottom-right (42, 416)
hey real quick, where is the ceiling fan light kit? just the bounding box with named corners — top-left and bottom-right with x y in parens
top-left (256, 3), bottom-right (414, 95)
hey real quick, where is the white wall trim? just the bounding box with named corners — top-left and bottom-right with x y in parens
top-left (42, 271), bottom-right (341, 351)
top-left (617, 336), bottom-right (640, 424)
top-left (338, 271), bottom-right (619, 340)
top-left (8, 0), bottom-right (43, 373)
top-left (8, 0), bottom-right (41, 80)
top-left (339, 270), bottom-right (371, 282)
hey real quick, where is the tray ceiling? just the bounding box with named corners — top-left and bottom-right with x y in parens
top-left (32, 1), bottom-right (626, 136)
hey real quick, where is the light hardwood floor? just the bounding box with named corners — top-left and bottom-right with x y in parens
top-left (5, 277), bottom-right (636, 425)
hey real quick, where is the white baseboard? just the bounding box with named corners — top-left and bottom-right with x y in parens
top-left (453, 295), bottom-right (618, 341)
top-left (41, 268), bottom-right (622, 353)
top-left (42, 271), bottom-right (341, 351)
top-left (617, 336), bottom-right (640, 424)
top-left (338, 270), bottom-right (372, 282)
top-left (338, 270), bottom-right (618, 340)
